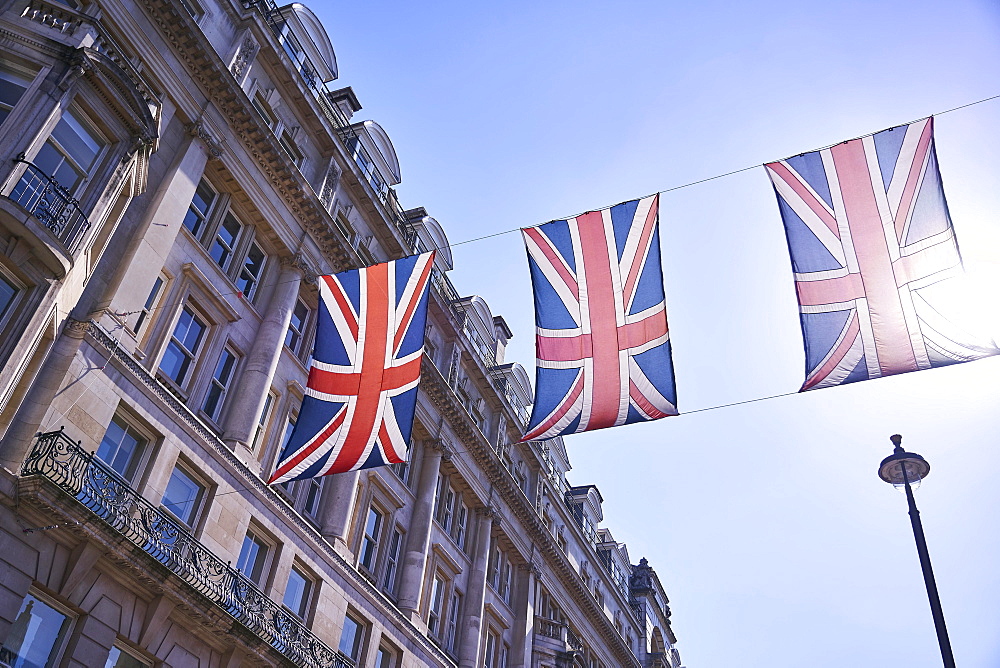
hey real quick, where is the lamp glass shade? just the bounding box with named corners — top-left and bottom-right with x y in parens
top-left (878, 452), bottom-right (930, 486)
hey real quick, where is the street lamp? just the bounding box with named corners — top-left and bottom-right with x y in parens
top-left (878, 434), bottom-right (956, 668)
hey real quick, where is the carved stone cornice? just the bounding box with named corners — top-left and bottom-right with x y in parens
top-left (186, 121), bottom-right (223, 158)
top-left (136, 0), bottom-right (354, 274)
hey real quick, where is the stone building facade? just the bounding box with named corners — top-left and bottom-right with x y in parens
top-left (0, 0), bottom-right (685, 666)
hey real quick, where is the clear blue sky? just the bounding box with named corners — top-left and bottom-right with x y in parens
top-left (313, 2), bottom-right (1000, 666)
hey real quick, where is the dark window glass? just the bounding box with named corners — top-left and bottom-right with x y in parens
top-left (183, 179), bottom-right (215, 236)
top-left (210, 213), bottom-right (242, 269)
top-left (161, 466), bottom-right (204, 526)
top-left (96, 416), bottom-right (146, 481)
top-left (159, 306), bottom-right (205, 386)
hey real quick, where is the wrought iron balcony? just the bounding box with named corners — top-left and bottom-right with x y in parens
top-left (21, 428), bottom-right (354, 668)
top-left (8, 157), bottom-right (91, 252)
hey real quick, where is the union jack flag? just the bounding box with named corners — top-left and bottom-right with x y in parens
top-left (521, 195), bottom-right (677, 441)
top-left (269, 252), bottom-right (435, 483)
top-left (766, 117), bottom-right (997, 391)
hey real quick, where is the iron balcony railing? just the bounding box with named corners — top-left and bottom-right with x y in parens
top-left (533, 616), bottom-right (584, 652)
top-left (21, 428), bottom-right (354, 668)
top-left (8, 156), bottom-right (91, 252)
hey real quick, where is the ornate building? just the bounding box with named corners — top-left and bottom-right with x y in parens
top-left (0, 0), bottom-right (685, 666)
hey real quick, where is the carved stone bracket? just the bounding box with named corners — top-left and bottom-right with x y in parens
top-left (477, 504), bottom-right (502, 523)
top-left (186, 121), bottom-right (223, 158)
top-left (57, 49), bottom-right (93, 91)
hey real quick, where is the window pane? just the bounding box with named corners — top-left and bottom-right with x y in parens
top-left (236, 532), bottom-right (268, 584)
top-left (210, 214), bottom-right (242, 268)
top-left (0, 594), bottom-right (71, 668)
top-left (0, 273), bottom-right (18, 320)
top-left (183, 179), bottom-right (215, 235)
top-left (285, 299), bottom-right (308, 351)
top-left (161, 467), bottom-right (203, 525)
top-left (0, 64), bottom-right (29, 127)
top-left (338, 615), bottom-right (362, 659)
top-left (359, 507), bottom-right (382, 571)
top-left (96, 417), bottom-right (145, 480)
top-left (51, 109), bottom-right (101, 174)
top-left (105, 646), bottom-right (151, 668)
top-left (160, 307), bottom-right (205, 386)
top-left (237, 243), bottom-right (265, 299)
top-left (283, 568), bottom-right (310, 617)
top-left (203, 348), bottom-right (238, 419)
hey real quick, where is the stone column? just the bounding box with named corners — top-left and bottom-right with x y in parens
top-left (317, 469), bottom-right (361, 557)
top-left (0, 128), bottom-right (213, 469)
top-left (512, 563), bottom-right (540, 668)
top-left (222, 255), bottom-right (309, 466)
top-left (395, 440), bottom-right (448, 618)
top-left (458, 505), bottom-right (499, 668)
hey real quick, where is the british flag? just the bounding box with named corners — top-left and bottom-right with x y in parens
top-left (521, 195), bottom-right (677, 441)
top-left (766, 117), bottom-right (997, 391)
top-left (269, 252), bottom-right (435, 483)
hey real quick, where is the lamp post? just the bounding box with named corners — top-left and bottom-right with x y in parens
top-left (878, 434), bottom-right (956, 668)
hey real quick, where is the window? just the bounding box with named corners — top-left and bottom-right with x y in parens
top-left (279, 130), bottom-right (303, 166)
top-left (161, 464), bottom-right (206, 527)
top-left (159, 305), bottom-right (206, 387)
top-left (0, 63), bottom-right (31, 127)
top-left (0, 273), bottom-right (17, 322)
top-left (236, 529), bottom-right (269, 585)
top-left (236, 241), bottom-right (266, 300)
top-left (202, 345), bottom-right (239, 421)
top-left (487, 539), bottom-right (512, 604)
top-left (183, 179), bottom-right (216, 236)
top-left (484, 629), bottom-right (499, 668)
top-left (251, 392), bottom-right (275, 453)
top-left (427, 574), bottom-right (445, 636)
top-left (382, 528), bottom-right (402, 594)
top-left (132, 275), bottom-right (164, 334)
top-left (338, 612), bottom-right (365, 661)
top-left (453, 499), bottom-right (468, 550)
top-left (17, 106), bottom-right (106, 194)
top-left (285, 298), bottom-right (308, 353)
top-left (252, 91), bottom-right (277, 130)
top-left (359, 506), bottom-right (383, 572)
top-left (275, 413), bottom-right (297, 494)
top-left (440, 485), bottom-right (455, 532)
top-left (445, 589), bottom-right (461, 652)
top-left (105, 645), bottom-right (152, 668)
top-left (96, 415), bottom-right (147, 481)
top-left (390, 460), bottom-right (409, 485)
top-left (375, 644), bottom-right (398, 668)
top-left (282, 566), bottom-right (312, 619)
top-left (0, 593), bottom-right (73, 666)
top-left (500, 643), bottom-right (510, 668)
top-left (302, 476), bottom-right (323, 519)
top-left (209, 213), bottom-right (243, 271)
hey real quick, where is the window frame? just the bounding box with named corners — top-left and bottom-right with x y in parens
top-left (200, 342), bottom-right (241, 424)
top-left (282, 563), bottom-right (316, 620)
top-left (95, 411), bottom-right (153, 483)
top-left (381, 525), bottom-right (403, 596)
top-left (337, 610), bottom-right (367, 662)
top-left (358, 504), bottom-right (384, 574)
top-left (0, 590), bottom-right (76, 668)
top-left (157, 302), bottom-right (210, 392)
top-left (236, 525), bottom-right (275, 586)
top-left (160, 459), bottom-right (210, 529)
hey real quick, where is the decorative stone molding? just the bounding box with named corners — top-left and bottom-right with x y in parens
top-left (476, 504), bottom-right (502, 522)
top-left (63, 316), bottom-right (89, 338)
top-left (57, 50), bottom-right (92, 91)
top-left (229, 34), bottom-right (258, 81)
top-left (319, 159), bottom-right (342, 209)
top-left (519, 561), bottom-right (543, 578)
top-left (425, 437), bottom-right (453, 462)
top-left (280, 252), bottom-right (317, 284)
top-left (185, 121), bottom-right (223, 158)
